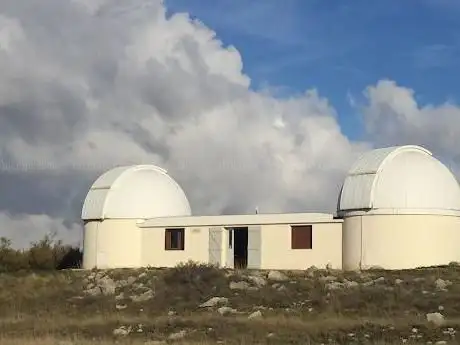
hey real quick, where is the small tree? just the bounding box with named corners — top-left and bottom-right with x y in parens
top-left (28, 234), bottom-right (56, 270)
top-left (0, 237), bottom-right (29, 272)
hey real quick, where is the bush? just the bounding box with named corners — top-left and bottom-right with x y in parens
top-left (0, 234), bottom-right (82, 272)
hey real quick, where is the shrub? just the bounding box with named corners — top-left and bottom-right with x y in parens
top-left (0, 234), bottom-right (82, 272)
top-left (163, 260), bottom-right (224, 285)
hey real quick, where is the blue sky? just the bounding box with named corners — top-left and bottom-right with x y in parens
top-left (165, 0), bottom-right (460, 140)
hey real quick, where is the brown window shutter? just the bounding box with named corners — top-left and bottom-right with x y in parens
top-left (291, 225), bottom-right (312, 249)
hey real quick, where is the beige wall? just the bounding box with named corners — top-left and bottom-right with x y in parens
top-left (260, 223), bottom-right (342, 270)
top-left (83, 220), bottom-right (343, 270)
top-left (141, 226), bottom-right (210, 267)
top-left (83, 219), bottom-right (142, 269)
top-left (343, 214), bottom-right (460, 270)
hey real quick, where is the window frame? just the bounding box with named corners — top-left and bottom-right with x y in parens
top-left (165, 228), bottom-right (185, 251)
top-left (290, 225), bottom-right (313, 250)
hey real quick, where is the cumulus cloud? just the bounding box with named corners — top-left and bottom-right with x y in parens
top-left (1, 0), bottom-right (457, 248)
top-left (0, 212), bottom-right (82, 250)
top-left (360, 79), bottom-right (460, 173)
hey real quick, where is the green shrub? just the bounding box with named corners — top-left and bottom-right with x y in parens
top-left (0, 234), bottom-right (82, 272)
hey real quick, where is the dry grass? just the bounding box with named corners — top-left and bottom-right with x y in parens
top-left (1, 263), bottom-right (460, 344)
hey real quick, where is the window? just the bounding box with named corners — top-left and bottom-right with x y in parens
top-left (165, 228), bottom-right (185, 250)
top-left (291, 225), bottom-right (312, 249)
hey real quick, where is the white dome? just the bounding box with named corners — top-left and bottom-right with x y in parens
top-left (81, 165), bottom-right (191, 220)
top-left (338, 145), bottom-right (460, 213)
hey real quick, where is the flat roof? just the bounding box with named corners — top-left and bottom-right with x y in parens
top-left (138, 212), bottom-right (342, 228)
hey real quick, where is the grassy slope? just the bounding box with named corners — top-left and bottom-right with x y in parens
top-left (1, 263), bottom-right (460, 344)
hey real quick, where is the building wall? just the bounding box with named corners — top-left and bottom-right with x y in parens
top-left (343, 214), bottom-right (460, 270)
top-left (342, 216), bottom-right (362, 270)
top-left (260, 223), bottom-right (343, 270)
top-left (83, 219), bottom-right (142, 269)
top-left (141, 226), bottom-right (210, 267)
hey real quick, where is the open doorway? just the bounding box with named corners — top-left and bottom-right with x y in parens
top-left (233, 227), bottom-right (248, 269)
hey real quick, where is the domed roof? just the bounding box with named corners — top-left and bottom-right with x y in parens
top-left (338, 145), bottom-right (460, 214)
top-left (81, 165), bottom-right (191, 220)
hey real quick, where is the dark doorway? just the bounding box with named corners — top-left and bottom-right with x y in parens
top-left (233, 227), bottom-right (248, 269)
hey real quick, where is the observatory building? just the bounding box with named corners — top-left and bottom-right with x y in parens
top-left (81, 165), bottom-right (192, 269)
top-left (338, 145), bottom-right (460, 270)
top-left (80, 144), bottom-right (460, 271)
top-left (81, 166), bottom-right (342, 270)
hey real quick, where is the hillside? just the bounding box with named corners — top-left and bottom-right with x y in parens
top-left (1, 262), bottom-right (460, 345)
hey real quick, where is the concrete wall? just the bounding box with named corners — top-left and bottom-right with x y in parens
top-left (141, 226), bottom-right (210, 267)
top-left (343, 214), bottom-right (460, 270)
top-left (83, 219), bottom-right (142, 269)
top-left (260, 223), bottom-right (343, 270)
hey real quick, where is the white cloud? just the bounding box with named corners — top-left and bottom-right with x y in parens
top-left (0, 212), bottom-right (82, 249)
top-left (4, 0), bottom-right (459, 248)
top-left (360, 80), bottom-right (460, 173)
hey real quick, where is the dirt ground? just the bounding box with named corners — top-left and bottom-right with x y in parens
top-left (1, 262), bottom-right (459, 344)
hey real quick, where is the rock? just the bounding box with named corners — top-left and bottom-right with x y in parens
top-left (217, 306), bottom-right (237, 316)
top-left (229, 281), bottom-right (250, 290)
top-left (374, 277), bottom-right (385, 283)
top-left (116, 304), bottom-right (127, 310)
top-left (248, 275), bottom-right (267, 287)
top-left (435, 278), bottom-right (451, 291)
top-left (326, 282), bottom-right (344, 290)
top-left (168, 310), bottom-right (176, 316)
top-left (305, 266), bottom-right (318, 278)
top-left (395, 279), bottom-right (404, 285)
top-left (267, 271), bottom-right (288, 281)
top-left (84, 287), bottom-right (102, 296)
top-left (144, 341), bottom-right (166, 345)
top-left (85, 275), bottom-right (116, 296)
top-left (115, 280), bottom-right (127, 288)
top-left (113, 326), bottom-right (131, 336)
top-left (99, 276), bottom-right (116, 292)
top-left (168, 330), bottom-right (187, 340)
top-left (248, 310), bottom-right (262, 319)
top-left (199, 297), bottom-right (229, 308)
top-left (319, 276), bottom-right (337, 282)
top-left (115, 293), bottom-right (125, 301)
top-left (344, 280), bottom-right (359, 288)
top-left (435, 341), bottom-right (447, 345)
top-left (131, 289), bottom-right (154, 302)
top-left (57, 341), bottom-right (74, 345)
top-left (426, 312), bottom-right (445, 326)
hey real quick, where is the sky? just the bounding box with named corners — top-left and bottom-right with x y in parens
top-left (0, 0), bottom-right (459, 248)
top-left (166, 0), bottom-right (460, 139)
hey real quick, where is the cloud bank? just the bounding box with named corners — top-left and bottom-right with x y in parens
top-left (0, 0), bottom-right (458, 248)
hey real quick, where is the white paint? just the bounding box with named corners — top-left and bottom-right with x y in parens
top-left (82, 219), bottom-right (142, 269)
top-left (141, 225), bottom-right (210, 268)
top-left (340, 145), bottom-right (460, 270)
top-left (139, 212), bottom-right (339, 228)
top-left (82, 164), bottom-right (191, 220)
top-left (208, 227), bottom-right (223, 267)
top-left (81, 145), bottom-right (460, 271)
top-left (247, 226), bottom-right (262, 269)
top-left (260, 223), bottom-right (343, 270)
top-left (343, 214), bottom-right (460, 270)
top-left (338, 145), bottom-right (460, 212)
